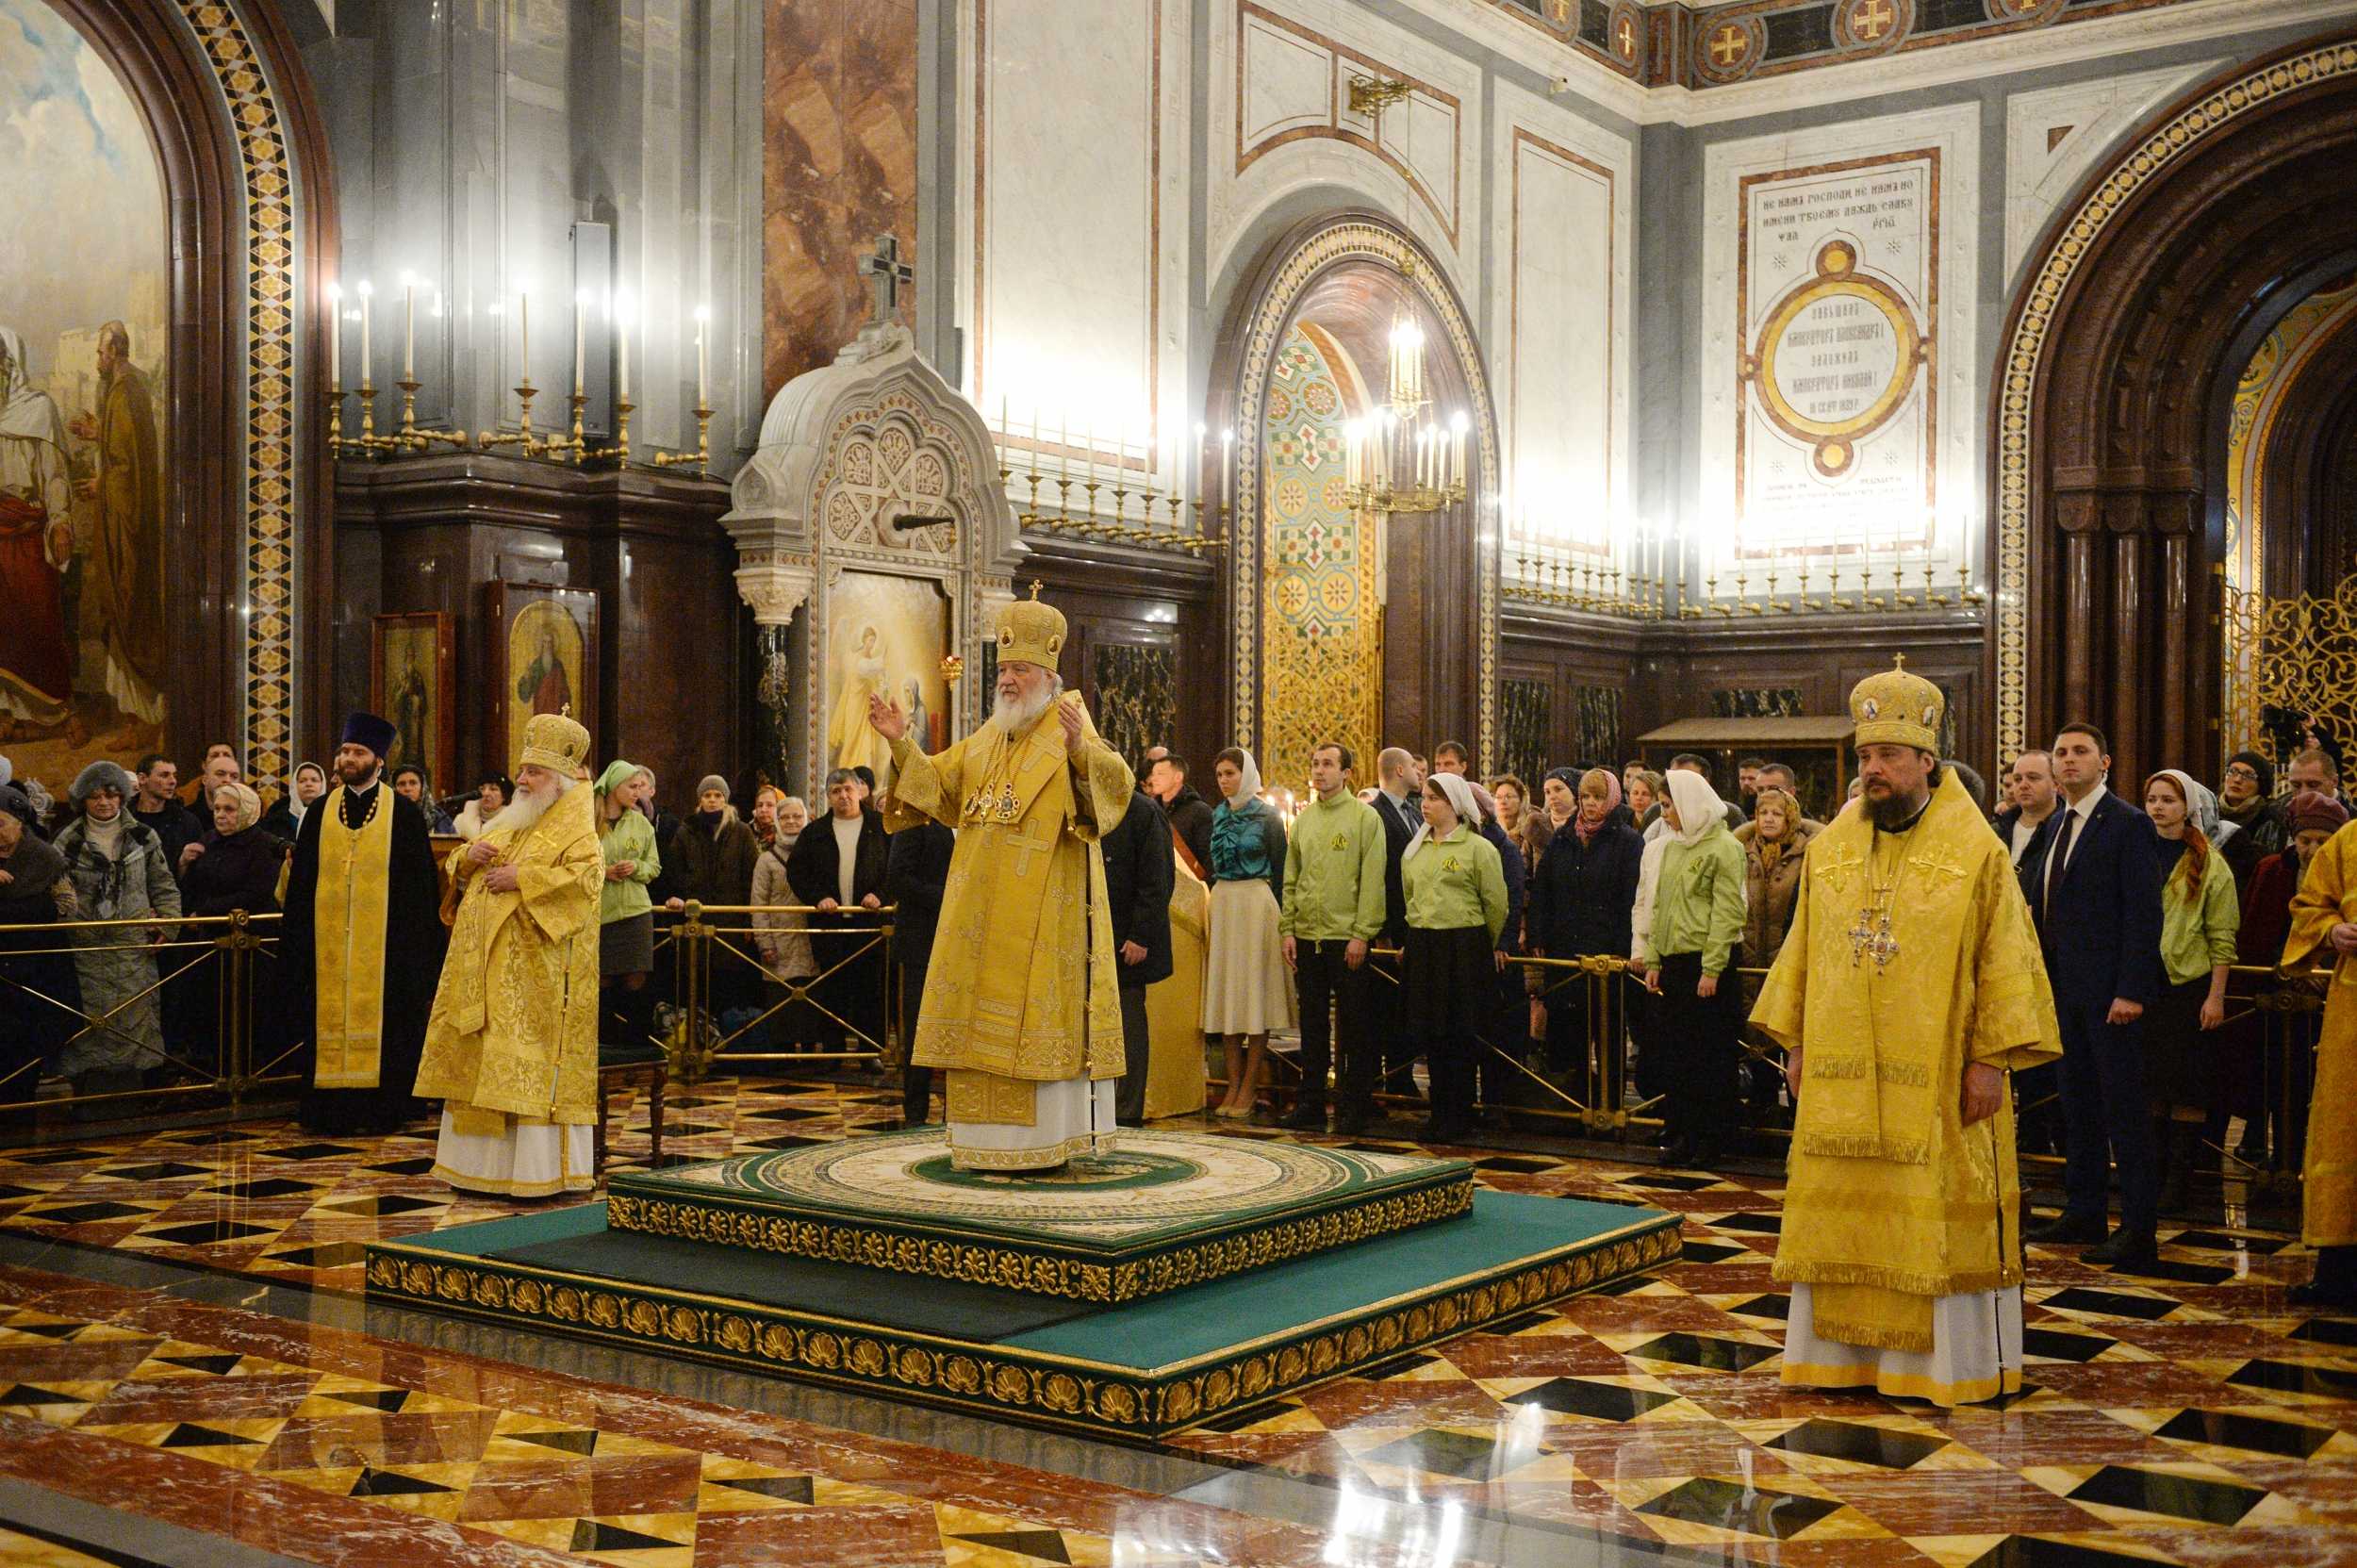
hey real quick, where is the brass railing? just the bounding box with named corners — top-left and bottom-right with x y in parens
top-left (1243, 951), bottom-right (2321, 1197)
top-left (651, 903), bottom-right (898, 1083)
top-left (0, 909), bottom-right (293, 1131)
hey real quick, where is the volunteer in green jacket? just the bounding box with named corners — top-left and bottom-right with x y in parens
top-left (2141, 768), bottom-right (2240, 1212)
top-left (1402, 771), bottom-right (1508, 1144)
top-left (595, 761), bottom-right (664, 1047)
top-left (1279, 741), bottom-right (1391, 1135)
top-left (1642, 767), bottom-right (1748, 1167)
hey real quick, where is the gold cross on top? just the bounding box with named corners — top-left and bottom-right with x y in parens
top-left (1029, 580), bottom-right (1044, 600)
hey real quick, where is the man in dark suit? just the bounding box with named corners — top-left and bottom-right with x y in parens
top-left (883, 812), bottom-right (955, 1124)
top-left (1102, 785), bottom-right (1175, 1123)
top-left (1369, 746), bottom-right (1423, 1106)
top-left (787, 768), bottom-right (893, 1055)
top-left (2023, 721), bottom-right (2165, 1270)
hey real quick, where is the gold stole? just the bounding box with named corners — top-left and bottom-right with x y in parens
top-left (313, 785), bottom-right (395, 1088)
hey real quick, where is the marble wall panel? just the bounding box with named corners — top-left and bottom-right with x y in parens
top-left (1490, 78), bottom-right (1633, 574)
top-left (1498, 678), bottom-right (1555, 786)
top-left (1091, 642), bottom-right (1178, 775)
top-left (2002, 58), bottom-right (2219, 291)
top-left (764, 0), bottom-right (918, 397)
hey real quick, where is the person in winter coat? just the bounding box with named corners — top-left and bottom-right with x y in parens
top-left (1100, 785), bottom-right (1175, 1123)
top-left (1527, 767), bottom-right (1644, 1078)
top-left (1740, 786), bottom-right (1817, 967)
top-left (54, 761), bottom-right (181, 1099)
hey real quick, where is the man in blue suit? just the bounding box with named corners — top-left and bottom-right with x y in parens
top-left (2023, 721), bottom-right (2165, 1270)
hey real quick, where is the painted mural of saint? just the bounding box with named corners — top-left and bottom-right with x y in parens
top-left (902, 675), bottom-right (930, 752)
top-left (516, 621), bottom-right (573, 718)
top-left (67, 321), bottom-right (165, 744)
top-left (825, 623), bottom-right (889, 782)
top-left (0, 325), bottom-right (77, 741)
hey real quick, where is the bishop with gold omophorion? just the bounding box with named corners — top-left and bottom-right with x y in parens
top-left (415, 710), bottom-right (605, 1197)
top-left (1751, 658), bottom-right (2062, 1405)
top-left (866, 591), bottom-right (1133, 1171)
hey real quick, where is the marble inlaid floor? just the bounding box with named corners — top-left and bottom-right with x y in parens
top-left (0, 1076), bottom-right (2352, 1566)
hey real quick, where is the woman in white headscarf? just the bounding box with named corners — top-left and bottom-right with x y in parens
top-left (1202, 746), bottom-right (1294, 1118)
top-left (1639, 767), bottom-right (1748, 1167)
top-left (2140, 767), bottom-right (2241, 1212)
top-left (1402, 770), bottom-right (1509, 1143)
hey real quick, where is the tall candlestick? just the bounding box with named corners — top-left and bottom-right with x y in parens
top-left (402, 276), bottom-right (416, 378)
top-left (692, 305), bottom-right (709, 406)
top-left (617, 295), bottom-right (632, 402)
top-left (356, 280), bottom-right (372, 384)
top-left (325, 283), bottom-right (340, 388)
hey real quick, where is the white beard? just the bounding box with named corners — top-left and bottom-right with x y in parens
top-left (487, 779), bottom-right (562, 836)
top-left (989, 677), bottom-right (1062, 735)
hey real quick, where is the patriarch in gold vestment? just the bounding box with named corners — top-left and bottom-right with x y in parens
top-left (415, 711), bottom-right (603, 1197)
top-left (1752, 658), bottom-right (2061, 1405)
top-left (2280, 811), bottom-right (2357, 1308)
top-left (866, 591), bottom-right (1133, 1171)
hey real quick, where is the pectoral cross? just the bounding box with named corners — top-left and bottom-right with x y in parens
top-left (859, 233), bottom-right (914, 326)
top-left (1848, 903), bottom-right (1900, 970)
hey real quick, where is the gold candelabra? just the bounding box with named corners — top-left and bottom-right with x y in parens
top-left (475, 380), bottom-right (548, 457)
top-left (328, 382), bottom-right (470, 458)
top-left (1003, 444), bottom-right (1227, 554)
top-left (1646, 553), bottom-right (1985, 618)
top-left (1508, 553), bottom-right (1661, 619)
top-left (651, 404), bottom-right (714, 469)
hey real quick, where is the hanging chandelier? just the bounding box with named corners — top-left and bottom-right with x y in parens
top-left (1341, 268), bottom-right (1467, 517)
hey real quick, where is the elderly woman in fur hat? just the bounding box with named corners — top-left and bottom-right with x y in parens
top-left (54, 760), bottom-right (181, 1100)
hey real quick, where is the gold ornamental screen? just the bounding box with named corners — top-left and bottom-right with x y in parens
top-left (2221, 569), bottom-right (2357, 767)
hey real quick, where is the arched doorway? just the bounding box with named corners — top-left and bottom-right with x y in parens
top-left (1995, 30), bottom-right (2357, 779)
top-left (1212, 216), bottom-right (1499, 791)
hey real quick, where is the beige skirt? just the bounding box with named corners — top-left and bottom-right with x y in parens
top-left (1201, 877), bottom-right (1296, 1035)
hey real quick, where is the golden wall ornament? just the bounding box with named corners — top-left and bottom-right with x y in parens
top-left (2222, 572), bottom-right (2357, 767)
top-left (1229, 222), bottom-right (1499, 767)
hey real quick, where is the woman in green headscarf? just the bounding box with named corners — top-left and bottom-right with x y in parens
top-left (594, 760), bottom-right (662, 1048)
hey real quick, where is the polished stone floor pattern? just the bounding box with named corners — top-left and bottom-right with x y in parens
top-left (0, 1077), bottom-right (2351, 1565)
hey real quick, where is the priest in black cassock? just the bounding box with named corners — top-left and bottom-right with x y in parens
top-left (283, 712), bottom-right (446, 1134)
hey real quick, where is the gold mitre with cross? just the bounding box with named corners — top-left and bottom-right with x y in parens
top-left (519, 707), bottom-right (593, 775)
top-left (1850, 654), bottom-right (1943, 752)
top-left (995, 583), bottom-right (1066, 668)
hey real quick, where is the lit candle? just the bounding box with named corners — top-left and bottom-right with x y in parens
top-left (325, 282), bottom-right (340, 388)
top-left (1030, 405), bottom-right (1042, 476)
top-left (572, 289), bottom-right (587, 396)
top-left (402, 274), bottom-right (416, 379)
top-left (356, 280), bottom-right (372, 385)
top-left (518, 287), bottom-right (530, 385)
top-left (693, 305), bottom-right (709, 407)
top-left (1059, 412), bottom-right (1069, 483)
top-left (615, 291), bottom-right (631, 402)
top-left (1195, 421), bottom-right (1207, 494)
top-left (1221, 428), bottom-right (1234, 507)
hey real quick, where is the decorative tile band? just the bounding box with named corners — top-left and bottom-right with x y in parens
top-left (178, 0), bottom-right (300, 784)
top-left (603, 1175), bottom-right (1476, 1305)
top-left (364, 1215), bottom-right (1681, 1437)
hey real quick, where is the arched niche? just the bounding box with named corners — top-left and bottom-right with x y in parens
top-left (1994, 28), bottom-right (2357, 778)
top-left (21, 0), bottom-right (336, 784)
top-left (1209, 213), bottom-right (1498, 782)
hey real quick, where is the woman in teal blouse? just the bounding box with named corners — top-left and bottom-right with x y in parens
top-left (1203, 748), bottom-right (1295, 1118)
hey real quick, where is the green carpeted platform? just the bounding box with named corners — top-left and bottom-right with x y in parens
top-left (365, 1188), bottom-right (1680, 1437)
top-left (604, 1130), bottom-right (1476, 1302)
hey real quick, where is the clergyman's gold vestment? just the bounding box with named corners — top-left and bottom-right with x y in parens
top-left (1750, 770), bottom-right (2061, 1355)
top-left (414, 781), bottom-right (603, 1138)
top-left (2283, 821), bottom-right (2357, 1249)
top-left (883, 693), bottom-right (1133, 1168)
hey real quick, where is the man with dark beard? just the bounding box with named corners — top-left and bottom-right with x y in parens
top-left (866, 591), bottom-right (1134, 1171)
top-left (1753, 659), bottom-right (2061, 1405)
top-left (281, 712), bottom-right (446, 1134)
